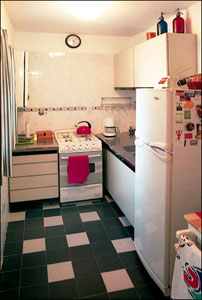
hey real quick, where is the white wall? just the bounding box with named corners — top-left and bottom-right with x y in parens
top-left (0, 2), bottom-right (15, 267)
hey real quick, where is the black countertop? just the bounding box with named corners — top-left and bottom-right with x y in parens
top-left (13, 136), bottom-right (58, 156)
top-left (96, 132), bottom-right (135, 172)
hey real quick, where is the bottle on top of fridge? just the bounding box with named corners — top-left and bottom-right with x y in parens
top-left (173, 8), bottom-right (184, 33)
top-left (157, 12), bottom-right (168, 35)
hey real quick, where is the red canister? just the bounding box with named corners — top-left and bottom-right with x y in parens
top-left (173, 8), bottom-right (184, 33)
top-left (146, 32), bottom-right (156, 40)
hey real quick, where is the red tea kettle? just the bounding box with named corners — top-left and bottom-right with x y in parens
top-left (76, 121), bottom-right (91, 135)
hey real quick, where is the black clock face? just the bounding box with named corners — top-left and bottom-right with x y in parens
top-left (65, 34), bottom-right (81, 48)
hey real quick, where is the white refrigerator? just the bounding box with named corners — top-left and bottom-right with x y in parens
top-left (134, 88), bottom-right (201, 296)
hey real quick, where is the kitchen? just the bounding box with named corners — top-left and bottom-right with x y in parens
top-left (0, 1), bottom-right (201, 299)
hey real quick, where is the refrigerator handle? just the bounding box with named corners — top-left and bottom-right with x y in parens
top-left (149, 145), bottom-right (169, 162)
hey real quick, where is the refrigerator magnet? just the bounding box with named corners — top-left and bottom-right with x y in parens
top-left (184, 110), bottom-right (191, 119)
top-left (184, 101), bottom-right (194, 109)
top-left (195, 123), bottom-right (202, 139)
top-left (176, 129), bottom-right (183, 141)
top-left (190, 140), bottom-right (198, 146)
top-left (176, 103), bottom-right (183, 111)
top-left (184, 133), bottom-right (192, 139)
top-left (176, 90), bottom-right (185, 96)
top-left (176, 113), bottom-right (183, 123)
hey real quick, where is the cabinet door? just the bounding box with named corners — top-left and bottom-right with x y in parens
top-left (114, 47), bottom-right (134, 88)
top-left (134, 34), bottom-right (168, 88)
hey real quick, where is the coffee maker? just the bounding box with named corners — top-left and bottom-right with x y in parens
top-left (103, 117), bottom-right (116, 137)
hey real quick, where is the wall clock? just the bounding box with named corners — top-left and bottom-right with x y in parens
top-left (65, 34), bottom-right (81, 48)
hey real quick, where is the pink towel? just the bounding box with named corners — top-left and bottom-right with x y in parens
top-left (68, 156), bottom-right (90, 184)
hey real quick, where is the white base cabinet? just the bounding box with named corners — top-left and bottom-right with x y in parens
top-left (103, 148), bottom-right (135, 226)
top-left (9, 153), bottom-right (59, 203)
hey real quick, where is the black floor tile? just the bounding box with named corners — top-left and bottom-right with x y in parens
top-left (49, 279), bottom-right (78, 299)
top-left (20, 266), bottom-right (48, 287)
top-left (110, 202), bottom-right (125, 217)
top-left (25, 218), bottom-right (44, 230)
top-left (126, 265), bottom-right (154, 287)
top-left (87, 230), bottom-right (109, 244)
top-left (7, 221), bottom-right (24, 232)
top-left (106, 227), bottom-right (129, 240)
top-left (0, 270), bottom-right (21, 292)
top-left (77, 204), bottom-right (95, 213)
top-left (61, 206), bottom-right (78, 215)
top-left (72, 256), bottom-right (100, 276)
top-left (46, 248), bottom-right (70, 264)
top-left (22, 251), bottom-right (47, 269)
top-left (96, 253), bottom-right (124, 272)
top-left (25, 210), bottom-right (43, 219)
top-left (4, 241), bottom-right (23, 256)
top-left (83, 293), bottom-right (109, 299)
top-left (45, 235), bottom-right (68, 250)
top-left (9, 203), bottom-right (25, 212)
top-left (0, 288), bottom-right (19, 300)
top-left (43, 208), bottom-right (61, 217)
top-left (102, 217), bottom-right (123, 229)
top-left (62, 213), bottom-right (82, 225)
top-left (91, 241), bottom-right (117, 257)
top-left (5, 230), bottom-right (24, 243)
top-left (44, 225), bottom-right (65, 237)
top-left (2, 255), bottom-right (22, 272)
top-left (125, 226), bottom-right (134, 239)
top-left (84, 220), bottom-right (105, 232)
top-left (19, 283), bottom-right (49, 300)
top-left (109, 288), bottom-right (138, 299)
top-left (97, 208), bottom-right (117, 219)
top-left (76, 273), bottom-right (107, 298)
top-left (64, 222), bottom-right (85, 234)
top-left (25, 200), bottom-right (43, 211)
top-left (24, 228), bottom-right (44, 240)
top-left (119, 251), bottom-right (141, 268)
top-left (70, 244), bottom-right (94, 261)
top-left (135, 283), bottom-right (170, 300)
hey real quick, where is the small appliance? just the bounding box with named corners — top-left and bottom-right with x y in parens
top-left (76, 121), bottom-right (91, 135)
top-left (103, 117), bottom-right (116, 137)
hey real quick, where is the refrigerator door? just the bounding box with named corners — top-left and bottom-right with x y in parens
top-left (136, 89), bottom-right (172, 151)
top-left (134, 140), bottom-right (171, 296)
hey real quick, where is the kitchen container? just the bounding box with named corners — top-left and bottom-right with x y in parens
top-left (37, 130), bottom-right (53, 139)
top-left (157, 12), bottom-right (168, 35)
top-left (76, 121), bottom-right (91, 135)
top-left (173, 8), bottom-right (184, 33)
top-left (186, 75), bottom-right (202, 90)
top-left (146, 32), bottom-right (156, 40)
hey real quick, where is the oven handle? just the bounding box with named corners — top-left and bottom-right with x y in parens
top-left (60, 154), bottom-right (101, 160)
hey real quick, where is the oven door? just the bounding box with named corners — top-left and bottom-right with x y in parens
top-left (59, 151), bottom-right (102, 187)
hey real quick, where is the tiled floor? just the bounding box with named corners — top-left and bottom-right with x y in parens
top-left (0, 197), bottom-right (170, 300)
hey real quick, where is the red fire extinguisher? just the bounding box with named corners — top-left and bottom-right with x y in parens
top-left (173, 8), bottom-right (184, 33)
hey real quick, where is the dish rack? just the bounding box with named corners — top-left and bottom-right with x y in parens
top-left (101, 97), bottom-right (134, 110)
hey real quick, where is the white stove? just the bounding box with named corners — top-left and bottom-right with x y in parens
top-left (55, 129), bottom-right (102, 153)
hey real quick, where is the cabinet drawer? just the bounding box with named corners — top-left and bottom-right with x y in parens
top-left (13, 162), bottom-right (58, 177)
top-left (10, 174), bottom-right (58, 190)
top-left (13, 153), bottom-right (58, 164)
top-left (10, 186), bottom-right (58, 203)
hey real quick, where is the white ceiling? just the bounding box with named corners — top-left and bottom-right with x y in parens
top-left (3, 1), bottom-right (199, 37)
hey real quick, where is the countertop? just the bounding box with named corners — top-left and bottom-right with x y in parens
top-left (96, 132), bottom-right (135, 172)
top-left (13, 136), bottom-right (58, 155)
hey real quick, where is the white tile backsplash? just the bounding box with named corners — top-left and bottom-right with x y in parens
top-left (17, 52), bottom-right (136, 134)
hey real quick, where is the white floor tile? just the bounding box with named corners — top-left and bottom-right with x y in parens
top-left (44, 216), bottom-right (63, 227)
top-left (80, 212), bottom-right (100, 222)
top-left (119, 216), bottom-right (131, 227)
top-left (23, 238), bottom-right (46, 254)
top-left (101, 269), bottom-right (134, 293)
top-left (112, 237), bottom-right (136, 254)
top-left (66, 232), bottom-right (90, 247)
top-left (8, 211), bottom-right (25, 222)
top-left (104, 195), bottom-right (114, 203)
top-left (47, 261), bottom-right (75, 283)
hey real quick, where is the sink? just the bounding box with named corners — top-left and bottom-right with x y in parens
top-left (123, 145), bottom-right (135, 152)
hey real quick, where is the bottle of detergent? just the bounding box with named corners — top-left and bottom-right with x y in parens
top-left (157, 12), bottom-right (168, 35)
top-left (173, 8), bottom-right (184, 33)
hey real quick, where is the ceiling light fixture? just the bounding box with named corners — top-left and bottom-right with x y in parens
top-left (66, 1), bottom-right (111, 20)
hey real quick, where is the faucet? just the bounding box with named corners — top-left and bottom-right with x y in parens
top-left (129, 126), bottom-right (135, 135)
